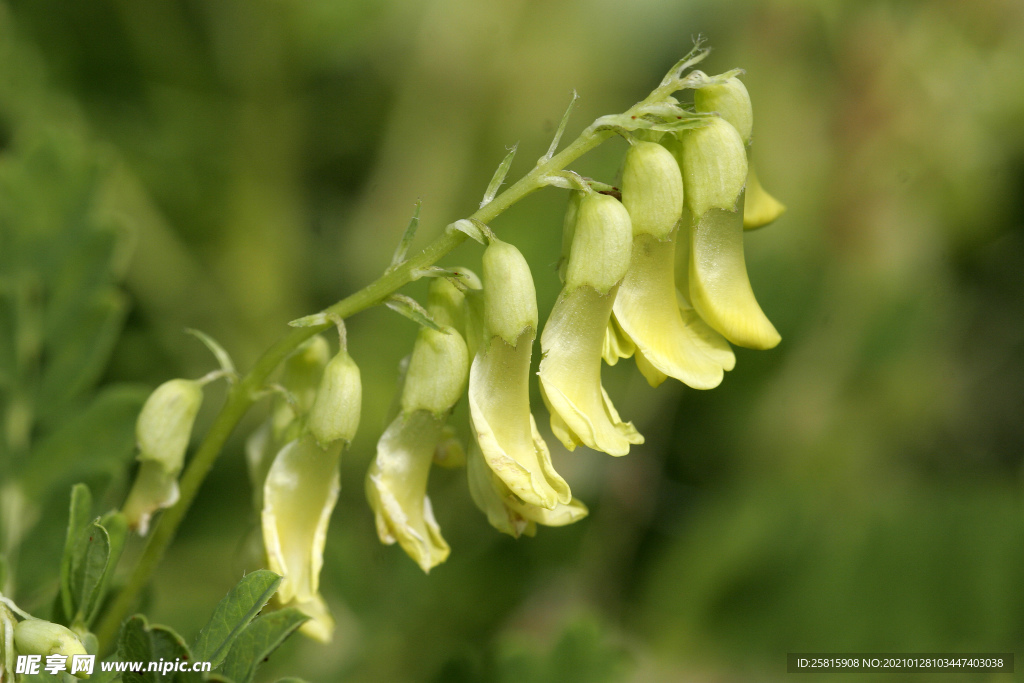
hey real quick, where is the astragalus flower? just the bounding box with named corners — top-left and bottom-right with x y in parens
top-left (610, 140), bottom-right (735, 389)
top-left (693, 76), bottom-right (785, 230)
top-left (123, 378), bottom-right (203, 534)
top-left (366, 277), bottom-right (470, 572)
top-left (680, 117), bottom-right (781, 350)
top-left (469, 240), bottom-right (571, 509)
top-left (540, 191), bottom-right (642, 456)
top-left (466, 442), bottom-right (587, 538)
top-left (262, 337), bottom-right (361, 642)
top-left (262, 435), bottom-right (342, 642)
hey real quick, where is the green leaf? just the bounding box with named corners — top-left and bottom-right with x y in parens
top-left (36, 287), bottom-right (129, 422)
top-left (480, 144), bottom-right (517, 208)
top-left (185, 328), bottom-right (236, 376)
top-left (70, 520), bottom-right (111, 626)
top-left (192, 570), bottom-right (282, 668)
top-left (93, 510), bottom-right (129, 625)
top-left (60, 483), bottom-right (93, 619)
top-left (390, 199), bottom-right (422, 267)
top-left (385, 294), bottom-right (443, 332)
top-left (118, 615), bottom-right (202, 683)
top-left (542, 90), bottom-right (579, 162)
top-left (218, 609), bottom-right (308, 683)
top-left (19, 384), bottom-right (149, 498)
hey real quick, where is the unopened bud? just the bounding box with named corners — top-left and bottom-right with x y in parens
top-left (621, 141), bottom-right (684, 240)
top-left (694, 77), bottom-right (753, 144)
top-left (482, 240), bottom-right (538, 345)
top-left (14, 620), bottom-right (89, 677)
top-left (307, 348), bottom-right (362, 448)
top-left (400, 325), bottom-right (469, 416)
top-left (679, 117), bottom-right (748, 217)
top-left (564, 193), bottom-right (633, 293)
top-left (136, 379), bottom-right (203, 473)
top-left (282, 336), bottom-right (331, 412)
top-left (427, 274), bottom-right (471, 332)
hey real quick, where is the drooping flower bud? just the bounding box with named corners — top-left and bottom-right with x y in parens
top-left (307, 345), bottom-right (361, 448)
top-left (401, 326), bottom-right (469, 417)
top-left (426, 275), bottom-right (467, 332)
top-left (681, 119), bottom-right (780, 350)
top-left (694, 76), bottom-right (753, 144)
top-left (135, 378), bottom-right (203, 471)
top-left (540, 192), bottom-right (642, 455)
top-left (273, 335), bottom-right (331, 443)
top-left (466, 442), bottom-right (587, 538)
top-left (470, 240), bottom-right (570, 509)
top-left (366, 319), bottom-right (469, 572)
top-left (610, 140), bottom-right (734, 388)
top-left (693, 76), bottom-right (785, 229)
top-left (122, 460), bottom-right (181, 535)
top-left (13, 620), bottom-right (89, 677)
top-left (679, 117), bottom-right (748, 217)
top-left (262, 435), bottom-right (341, 642)
top-left (123, 378), bottom-right (203, 533)
top-left (621, 141), bottom-right (685, 240)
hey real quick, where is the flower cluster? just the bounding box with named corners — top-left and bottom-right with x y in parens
top-left (119, 53), bottom-right (784, 642)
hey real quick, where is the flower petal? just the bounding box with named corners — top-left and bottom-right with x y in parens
top-left (688, 202), bottom-right (781, 349)
top-left (743, 163), bottom-right (786, 230)
top-left (613, 233), bottom-right (727, 389)
top-left (365, 410), bottom-right (451, 573)
top-left (262, 435), bottom-right (341, 604)
top-left (540, 287), bottom-right (642, 456)
top-left (466, 442), bottom-right (587, 538)
top-left (469, 331), bottom-right (571, 509)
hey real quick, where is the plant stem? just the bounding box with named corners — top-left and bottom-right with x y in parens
top-left (94, 122), bottom-right (614, 652)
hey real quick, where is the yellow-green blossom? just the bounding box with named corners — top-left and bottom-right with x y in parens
top-left (540, 192), bottom-right (642, 455)
top-left (366, 291), bottom-right (469, 571)
top-left (694, 76), bottom-right (785, 229)
top-left (469, 240), bottom-right (570, 509)
top-left (307, 345), bottom-right (362, 449)
top-left (262, 435), bottom-right (342, 642)
top-left (742, 164), bottom-right (786, 229)
top-left (466, 442), bottom-right (587, 538)
top-left (611, 140), bottom-right (734, 388)
top-left (123, 378), bottom-right (203, 534)
top-left (680, 117), bottom-right (781, 350)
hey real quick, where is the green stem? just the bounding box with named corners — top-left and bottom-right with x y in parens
top-left (94, 122), bottom-right (613, 652)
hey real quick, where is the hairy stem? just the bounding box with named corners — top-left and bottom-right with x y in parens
top-left (95, 122), bottom-right (614, 651)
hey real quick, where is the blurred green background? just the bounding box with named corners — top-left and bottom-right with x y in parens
top-left (2, 0), bottom-right (1023, 681)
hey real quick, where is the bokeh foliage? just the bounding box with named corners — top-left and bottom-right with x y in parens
top-left (2, 0), bottom-right (1023, 681)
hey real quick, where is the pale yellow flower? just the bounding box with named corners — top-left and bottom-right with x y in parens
top-left (466, 442), bottom-right (587, 538)
top-left (679, 117), bottom-right (781, 350)
top-left (540, 192), bottom-right (642, 455)
top-left (366, 306), bottom-right (469, 572)
top-left (469, 240), bottom-right (571, 509)
top-left (262, 435), bottom-right (342, 642)
top-left (693, 75), bottom-right (785, 229)
top-left (123, 378), bottom-right (203, 533)
top-left (366, 410), bottom-right (450, 572)
top-left (610, 141), bottom-right (735, 388)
